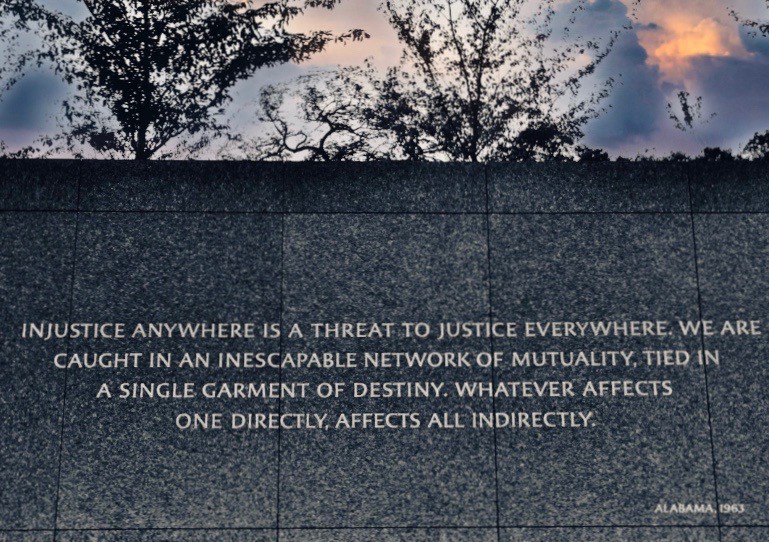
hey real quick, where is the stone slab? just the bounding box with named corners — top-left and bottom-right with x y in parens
top-left (281, 529), bottom-right (496, 541)
top-left (690, 162), bottom-right (769, 212)
top-left (488, 162), bottom-right (690, 213)
top-left (79, 161), bottom-right (283, 212)
top-left (0, 159), bottom-right (80, 210)
top-left (0, 534), bottom-right (53, 542)
top-left (695, 215), bottom-right (769, 525)
top-left (722, 528), bottom-right (769, 542)
top-left (489, 214), bottom-right (717, 526)
top-left (0, 213), bottom-right (75, 529)
top-left (285, 163), bottom-right (485, 213)
top-left (501, 528), bottom-right (718, 541)
top-left (57, 530), bottom-right (275, 542)
top-left (55, 213), bottom-right (283, 529)
top-left (279, 215), bottom-right (496, 528)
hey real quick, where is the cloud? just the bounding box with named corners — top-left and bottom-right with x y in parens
top-left (638, 15), bottom-right (748, 85)
top-left (584, 0), bottom-right (769, 156)
top-left (288, 0), bottom-right (400, 68)
top-left (554, 0), bottom-right (668, 150)
top-left (688, 54), bottom-right (769, 149)
top-left (587, 32), bottom-right (666, 146)
top-left (0, 71), bottom-right (65, 131)
top-left (740, 24), bottom-right (769, 57)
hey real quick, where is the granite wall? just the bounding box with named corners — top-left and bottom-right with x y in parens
top-left (2, 160), bottom-right (769, 542)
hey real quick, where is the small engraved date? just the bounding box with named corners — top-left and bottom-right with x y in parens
top-left (654, 503), bottom-right (746, 515)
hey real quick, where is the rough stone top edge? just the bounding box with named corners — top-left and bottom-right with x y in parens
top-left (1, 160), bottom-right (768, 213)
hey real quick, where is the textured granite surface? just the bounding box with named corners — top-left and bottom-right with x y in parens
top-left (281, 529), bottom-right (497, 541)
top-left (0, 159), bottom-right (80, 210)
top-left (0, 533), bottom-right (53, 542)
top-left (79, 161), bottom-right (284, 212)
top-left (501, 528), bottom-right (719, 541)
top-left (57, 531), bottom-right (275, 541)
top-left (285, 162), bottom-right (485, 213)
top-left (0, 214), bottom-right (75, 529)
top-left (280, 215), bottom-right (496, 527)
top-left (690, 162), bottom-right (769, 212)
top-left (1, 160), bottom-right (768, 539)
top-left (695, 215), bottom-right (769, 525)
top-left (722, 528), bottom-right (769, 542)
top-left (488, 162), bottom-right (690, 213)
top-left (56, 214), bottom-right (283, 529)
top-left (489, 214), bottom-right (717, 525)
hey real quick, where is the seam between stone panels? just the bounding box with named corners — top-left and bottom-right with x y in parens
top-left (687, 173), bottom-right (723, 542)
top-left (0, 209), bottom-right (81, 213)
top-left (9, 209), bottom-right (769, 215)
top-left (280, 160), bottom-right (288, 214)
top-left (275, 161), bottom-right (287, 542)
top-left (484, 164), bottom-right (503, 542)
top-left (276, 169), bottom-right (287, 539)
top-left (12, 523), bottom-right (725, 533)
top-left (52, 167), bottom-right (82, 538)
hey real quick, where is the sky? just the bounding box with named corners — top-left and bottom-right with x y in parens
top-left (1, 0), bottom-right (769, 158)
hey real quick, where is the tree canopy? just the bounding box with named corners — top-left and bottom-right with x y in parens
top-left (252, 0), bottom-right (622, 162)
top-left (0, 0), bottom-right (366, 159)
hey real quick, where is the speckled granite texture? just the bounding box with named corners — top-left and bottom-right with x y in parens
top-left (0, 159), bottom-right (79, 210)
top-left (57, 532), bottom-right (275, 542)
top-left (1, 160), bottom-right (768, 542)
top-left (0, 214), bottom-right (75, 529)
top-left (722, 529), bottom-right (769, 542)
top-left (280, 215), bottom-right (495, 527)
top-left (0, 534), bottom-right (54, 542)
top-left (57, 214), bottom-right (283, 529)
top-left (490, 214), bottom-right (715, 526)
top-left (695, 215), bottom-right (769, 526)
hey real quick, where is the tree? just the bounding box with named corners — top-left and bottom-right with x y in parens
top-left (743, 131), bottom-right (769, 160)
top-left (251, 0), bottom-right (621, 162)
top-left (667, 91), bottom-right (714, 132)
top-left (0, 0), bottom-right (366, 159)
top-left (373, 0), bottom-right (620, 161)
top-left (575, 146), bottom-right (610, 162)
top-left (733, 3), bottom-right (769, 38)
top-left (733, 6), bottom-right (769, 161)
top-left (239, 65), bottom-right (384, 161)
top-left (699, 147), bottom-right (735, 162)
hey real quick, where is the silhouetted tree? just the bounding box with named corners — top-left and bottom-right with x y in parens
top-left (699, 147), bottom-right (735, 162)
top-left (0, 0), bottom-right (366, 159)
top-left (664, 151), bottom-right (691, 162)
top-left (733, 3), bottom-right (769, 37)
top-left (667, 91), bottom-right (714, 132)
top-left (253, 0), bottom-right (621, 162)
top-left (734, 6), bottom-right (769, 161)
top-left (375, 0), bottom-right (620, 161)
top-left (576, 146), bottom-right (610, 162)
top-left (240, 65), bottom-right (384, 161)
top-left (743, 131), bottom-right (769, 160)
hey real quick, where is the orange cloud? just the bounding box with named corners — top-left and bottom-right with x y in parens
top-left (638, 14), bottom-right (747, 84)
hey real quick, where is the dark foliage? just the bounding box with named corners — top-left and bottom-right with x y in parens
top-left (239, 65), bottom-right (382, 161)
top-left (699, 147), bottom-right (735, 162)
top-left (744, 131), bottom-right (769, 160)
top-left (376, 0), bottom-right (620, 162)
top-left (0, 0), bottom-right (366, 159)
top-left (253, 0), bottom-right (622, 162)
top-left (667, 91), bottom-right (714, 132)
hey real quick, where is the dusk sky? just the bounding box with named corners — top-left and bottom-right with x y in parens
top-left (2, 0), bottom-right (769, 158)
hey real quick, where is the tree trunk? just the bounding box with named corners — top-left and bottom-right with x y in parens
top-left (135, 0), bottom-right (152, 160)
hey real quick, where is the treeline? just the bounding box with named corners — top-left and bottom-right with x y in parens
top-left (0, 0), bottom-right (768, 162)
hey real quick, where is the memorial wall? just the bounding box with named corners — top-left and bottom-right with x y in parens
top-left (2, 159), bottom-right (769, 542)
